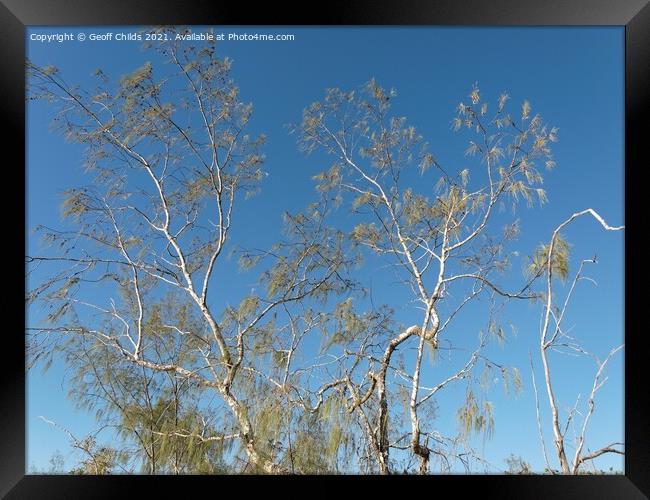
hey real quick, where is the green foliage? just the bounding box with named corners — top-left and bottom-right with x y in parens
top-left (120, 396), bottom-right (231, 474)
top-left (501, 366), bottom-right (523, 397)
top-left (321, 297), bottom-right (362, 350)
top-left (505, 454), bottom-right (532, 474)
top-left (69, 436), bottom-right (118, 475)
top-left (48, 450), bottom-right (66, 473)
top-left (528, 233), bottom-right (571, 281)
top-left (488, 320), bottom-right (507, 346)
top-left (313, 164), bottom-right (342, 192)
top-left (350, 222), bottom-right (384, 250)
top-left (457, 389), bottom-right (494, 441)
top-left (238, 252), bottom-right (262, 271)
top-left (254, 401), bottom-right (285, 446)
top-left (284, 430), bottom-right (329, 474)
top-left (503, 219), bottom-right (521, 240)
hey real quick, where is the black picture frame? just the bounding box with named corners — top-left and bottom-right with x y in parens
top-left (3, 0), bottom-right (647, 497)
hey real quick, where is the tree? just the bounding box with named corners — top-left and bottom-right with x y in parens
top-left (293, 79), bottom-right (556, 473)
top-left (505, 454), bottom-right (532, 474)
top-left (27, 27), bottom-right (354, 474)
top-left (38, 417), bottom-right (122, 474)
top-left (530, 209), bottom-right (624, 474)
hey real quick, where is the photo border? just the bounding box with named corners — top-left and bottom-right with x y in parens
top-left (3, 0), bottom-right (647, 497)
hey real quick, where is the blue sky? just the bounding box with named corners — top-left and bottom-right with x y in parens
top-left (26, 26), bottom-right (624, 473)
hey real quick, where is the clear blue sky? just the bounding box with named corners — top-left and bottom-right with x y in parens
top-left (26, 26), bottom-right (624, 473)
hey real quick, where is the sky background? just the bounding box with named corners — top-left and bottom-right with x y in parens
top-left (26, 26), bottom-right (624, 473)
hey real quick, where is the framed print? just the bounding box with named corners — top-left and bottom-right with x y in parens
top-left (3, 0), bottom-right (648, 498)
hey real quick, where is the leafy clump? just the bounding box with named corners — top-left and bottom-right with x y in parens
top-left (527, 233), bottom-right (571, 282)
